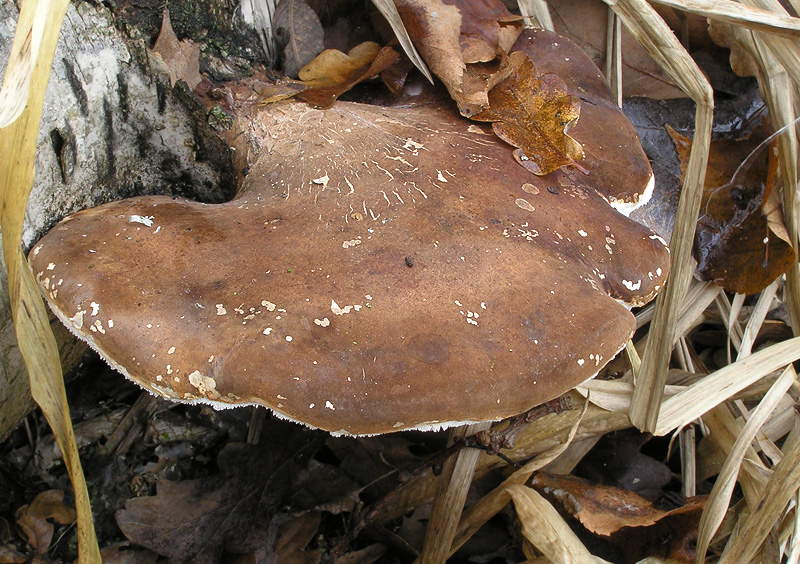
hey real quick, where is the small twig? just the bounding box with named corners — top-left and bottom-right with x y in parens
top-left (98, 392), bottom-right (163, 459)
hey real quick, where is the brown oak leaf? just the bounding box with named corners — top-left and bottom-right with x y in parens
top-left (116, 443), bottom-right (293, 564)
top-left (472, 51), bottom-right (584, 175)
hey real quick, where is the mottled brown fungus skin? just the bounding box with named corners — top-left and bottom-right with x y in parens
top-left (29, 31), bottom-right (669, 436)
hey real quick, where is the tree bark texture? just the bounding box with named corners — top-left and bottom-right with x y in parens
top-left (0, 0), bottom-right (241, 440)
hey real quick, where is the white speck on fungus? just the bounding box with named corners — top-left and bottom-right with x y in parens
top-left (622, 279), bottom-right (642, 291)
top-left (515, 198), bottom-right (535, 212)
top-left (128, 215), bottom-right (154, 227)
top-left (314, 318), bottom-right (331, 327)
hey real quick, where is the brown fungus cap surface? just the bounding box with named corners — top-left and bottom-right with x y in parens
top-left (29, 31), bottom-right (669, 436)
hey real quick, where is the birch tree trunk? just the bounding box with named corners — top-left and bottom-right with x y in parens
top-left (0, 0), bottom-right (242, 439)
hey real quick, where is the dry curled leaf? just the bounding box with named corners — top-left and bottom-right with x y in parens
top-left (393, 0), bottom-right (521, 116)
top-left (150, 10), bottom-right (202, 90)
top-left (14, 490), bottom-right (76, 557)
top-left (669, 122), bottom-right (796, 294)
top-left (296, 42), bottom-right (400, 108)
top-left (273, 0), bottom-right (325, 78)
top-left (456, 0), bottom-right (522, 63)
top-left (472, 51), bottom-right (584, 175)
top-left (533, 473), bottom-right (706, 564)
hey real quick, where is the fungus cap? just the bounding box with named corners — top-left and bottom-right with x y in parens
top-left (29, 30), bottom-right (669, 435)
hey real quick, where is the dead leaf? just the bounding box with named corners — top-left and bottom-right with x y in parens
top-left (273, 0), bottom-right (326, 78)
top-left (550, 0), bottom-right (709, 99)
top-left (116, 442), bottom-right (295, 564)
top-left (393, 0), bottom-right (521, 116)
top-left (533, 472), bottom-right (705, 535)
top-left (26, 489), bottom-right (76, 525)
top-left (15, 513), bottom-right (51, 556)
top-left (532, 473), bottom-right (706, 563)
top-left (576, 431), bottom-right (671, 500)
top-left (150, 10), bottom-right (202, 90)
top-left (333, 544), bottom-right (387, 564)
top-left (669, 122), bottom-right (797, 294)
top-left (708, 19), bottom-right (759, 78)
top-left (454, 0), bottom-right (522, 63)
top-left (472, 51), bottom-right (584, 175)
top-left (273, 512), bottom-right (322, 564)
top-left (0, 546), bottom-right (26, 564)
top-left (14, 490), bottom-right (76, 556)
top-left (99, 544), bottom-right (160, 564)
top-left (296, 42), bottom-right (400, 108)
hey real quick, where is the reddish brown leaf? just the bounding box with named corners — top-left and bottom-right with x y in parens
top-left (15, 513), bottom-right (52, 556)
top-left (14, 490), bottom-right (75, 556)
top-left (532, 473), bottom-right (706, 564)
top-left (669, 122), bottom-right (796, 294)
top-left (150, 10), bottom-right (202, 90)
top-left (296, 43), bottom-right (400, 109)
top-left (472, 51), bottom-right (584, 175)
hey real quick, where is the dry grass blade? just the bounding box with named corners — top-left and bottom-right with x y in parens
top-left (0, 0), bottom-right (100, 561)
top-left (449, 398), bottom-right (588, 556)
top-left (717, 415), bottom-right (800, 564)
top-left (695, 366), bottom-right (796, 562)
top-left (673, 281), bottom-right (721, 347)
top-left (605, 8), bottom-right (622, 106)
top-left (371, 0), bottom-right (433, 83)
top-left (506, 484), bottom-right (600, 564)
top-left (576, 380), bottom-right (684, 413)
top-left (702, 404), bottom-right (768, 507)
top-left (655, 336), bottom-right (800, 435)
top-left (738, 277), bottom-right (779, 359)
top-left (654, 0), bottom-right (800, 39)
top-left (418, 421), bottom-right (491, 564)
top-left (516, 0), bottom-right (554, 30)
top-left (0, 0), bottom-right (52, 127)
top-left (607, 0), bottom-right (714, 433)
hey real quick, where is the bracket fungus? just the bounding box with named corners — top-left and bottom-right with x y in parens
top-left (29, 30), bottom-right (669, 436)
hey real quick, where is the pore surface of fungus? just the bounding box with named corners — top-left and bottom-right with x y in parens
top-left (29, 30), bottom-right (669, 435)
